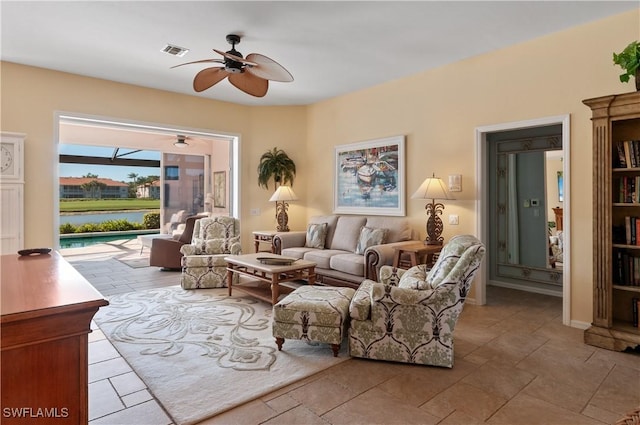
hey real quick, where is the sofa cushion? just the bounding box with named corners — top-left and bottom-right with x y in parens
top-left (305, 222), bottom-right (328, 249)
top-left (303, 249), bottom-right (350, 269)
top-left (355, 226), bottom-right (388, 255)
top-left (204, 236), bottom-right (240, 255)
top-left (330, 216), bottom-right (367, 252)
top-left (309, 215), bottom-right (339, 248)
top-left (330, 253), bottom-right (364, 276)
top-left (365, 217), bottom-right (412, 243)
top-left (397, 264), bottom-right (432, 290)
top-left (281, 247), bottom-right (317, 259)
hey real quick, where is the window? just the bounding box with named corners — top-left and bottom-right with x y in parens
top-left (165, 166), bottom-right (179, 180)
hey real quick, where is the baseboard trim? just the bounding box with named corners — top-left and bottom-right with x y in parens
top-left (488, 281), bottom-right (562, 298)
top-left (570, 320), bottom-right (591, 330)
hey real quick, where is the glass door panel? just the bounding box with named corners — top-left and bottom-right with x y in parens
top-left (161, 153), bottom-right (206, 234)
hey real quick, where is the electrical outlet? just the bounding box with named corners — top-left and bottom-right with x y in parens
top-left (449, 214), bottom-right (459, 225)
top-left (250, 208), bottom-right (261, 216)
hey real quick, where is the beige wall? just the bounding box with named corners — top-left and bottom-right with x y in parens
top-left (305, 9), bottom-right (639, 323)
top-left (1, 9), bottom-right (638, 324)
top-left (0, 62), bottom-right (307, 251)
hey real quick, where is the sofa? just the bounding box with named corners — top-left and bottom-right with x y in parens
top-left (272, 215), bottom-right (420, 288)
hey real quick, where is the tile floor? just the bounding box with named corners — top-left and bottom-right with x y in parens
top-left (61, 239), bottom-right (640, 425)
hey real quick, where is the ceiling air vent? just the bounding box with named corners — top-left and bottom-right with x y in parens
top-left (161, 44), bottom-right (189, 57)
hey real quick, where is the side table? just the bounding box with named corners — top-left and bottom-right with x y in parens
top-left (252, 230), bottom-right (278, 253)
top-left (393, 242), bottom-right (442, 269)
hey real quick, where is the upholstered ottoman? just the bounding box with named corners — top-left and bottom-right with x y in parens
top-left (273, 285), bottom-right (355, 357)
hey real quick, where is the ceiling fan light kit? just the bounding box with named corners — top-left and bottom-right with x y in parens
top-left (172, 34), bottom-right (293, 98)
top-left (174, 135), bottom-right (188, 148)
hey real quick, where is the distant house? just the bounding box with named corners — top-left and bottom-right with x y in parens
top-left (59, 177), bottom-right (129, 199)
top-left (136, 180), bottom-right (160, 199)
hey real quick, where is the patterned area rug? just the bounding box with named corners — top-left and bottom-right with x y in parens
top-left (93, 286), bottom-right (349, 425)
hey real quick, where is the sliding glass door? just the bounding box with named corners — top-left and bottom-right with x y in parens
top-left (161, 153), bottom-right (209, 233)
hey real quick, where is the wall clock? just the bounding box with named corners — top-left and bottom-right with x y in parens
top-left (1, 144), bottom-right (14, 174)
top-left (0, 133), bottom-right (24, 181)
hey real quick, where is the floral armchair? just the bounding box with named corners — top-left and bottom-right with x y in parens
top-left (549, 230), bottom-right (564, 268)
top-left (348, 234), bottom-right (485, 368)
top-left (179, 216), bottom-right (241, 289)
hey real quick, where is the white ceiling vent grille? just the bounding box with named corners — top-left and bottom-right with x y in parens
top-left (161, 44), bottom-right (189, 57)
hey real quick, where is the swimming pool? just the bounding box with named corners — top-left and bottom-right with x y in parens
top-left (59, 229), bottom-right (159, 248)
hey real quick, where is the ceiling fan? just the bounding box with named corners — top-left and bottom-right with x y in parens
top-left (174, 135), bottom-right (189, 148)
top-left (171, 34), bottom-right (293, 98)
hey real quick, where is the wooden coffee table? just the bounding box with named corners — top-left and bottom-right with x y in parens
top-left (225, 253), bottom-right (316, 305)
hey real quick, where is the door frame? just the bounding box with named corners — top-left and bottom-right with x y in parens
top-left (475, 114), bottom-right (571, 326)
top-left (53, 112), bottom-right (240, 247)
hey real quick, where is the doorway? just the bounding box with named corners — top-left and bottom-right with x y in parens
top-left (475, 114), bottom-right (571, 326)
top-left (54, 113), bottom-right (240, 248)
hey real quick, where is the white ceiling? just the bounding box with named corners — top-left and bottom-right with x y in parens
top-left (2, 1), bottom-right (637, 107)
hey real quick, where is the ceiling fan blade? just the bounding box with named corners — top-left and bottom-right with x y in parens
top-left (193, 67), bottom-right (228, 92)
top-left (213, 49), bottom-right (257, 66)
top-left (170, 58), bottom-right (224, 69)
top-left (228, 72), bottom-right (268, 97)
top-left (245, 53), bottom-right (293, 82)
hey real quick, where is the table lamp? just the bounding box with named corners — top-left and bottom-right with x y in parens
top-left (411, 174), bottom-right (455, 245)
top-left (269, 185), bottom-right (298, 232)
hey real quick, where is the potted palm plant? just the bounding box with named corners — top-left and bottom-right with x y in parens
top-left (613, 40), bottom-right (640, 91)
top-left (257, 147), bottom-right (296, 189)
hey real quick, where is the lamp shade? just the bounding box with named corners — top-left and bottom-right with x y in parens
top-left (269, 185), bottom-right (299, 202)
top-left (411, 175), bottom-right (455, 200)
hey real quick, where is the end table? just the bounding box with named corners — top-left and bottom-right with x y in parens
top-left (252, 230), bottom-right (278, 253)
top-left (393, 242), bottom-right (442, 269)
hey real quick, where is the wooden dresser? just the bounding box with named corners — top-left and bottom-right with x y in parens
top-left (552, 207), bottom-right (563, 231)
top-left (1, 252), bottom-right (108, 424)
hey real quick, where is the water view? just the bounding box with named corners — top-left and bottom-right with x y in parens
top-left (60, 211), bottom-right (152, 226)
top-left (59, 210), bottom-right (160, 248)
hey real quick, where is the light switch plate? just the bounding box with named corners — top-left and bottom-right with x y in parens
top-left (448, 174), bottom-right (462, 192)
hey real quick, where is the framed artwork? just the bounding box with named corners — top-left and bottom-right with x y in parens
top-left (557, 171), bottom-right (563, 202)
top-left (334, 135), bottom-right (405, 216)
top-left (213, 171), bottom-right (226, 208)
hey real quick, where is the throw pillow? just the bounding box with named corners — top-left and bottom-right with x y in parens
top-left (305, 223), bottom-right (327, 249)
top-left (398, 264), bottom-right (433, 290)
top-left (355, 226), bottom-right (388, 255)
